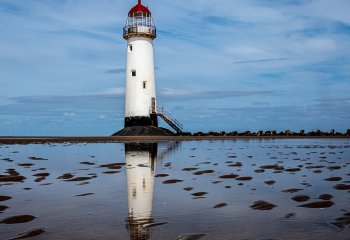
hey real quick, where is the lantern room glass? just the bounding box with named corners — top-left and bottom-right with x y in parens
top-left (124, 12), bottom-right (157, 39)
top-left (127, 12), bottom-right (154, 28)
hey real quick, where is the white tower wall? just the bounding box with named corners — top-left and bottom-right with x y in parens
top-left (125, 36), bottom-right (156, 118)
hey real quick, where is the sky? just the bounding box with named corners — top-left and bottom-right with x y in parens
top-left (0, 0), bottom-right (349, 136)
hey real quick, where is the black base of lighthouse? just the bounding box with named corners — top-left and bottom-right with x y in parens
top-left (113, 114), bottom-right (173, 136)
top-left (112, 126), bottom-right (174, 136)
top-left (124, 114), bottom-right (158, 128)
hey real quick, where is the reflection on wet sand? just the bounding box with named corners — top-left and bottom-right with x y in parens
top-left (125, 142), bottom-right (179, 240)
top-left (125, 143), bottom-right (157, 240)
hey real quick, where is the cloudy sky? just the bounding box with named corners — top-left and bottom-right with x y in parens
top-left (0, 0), bottom-right (349, 136)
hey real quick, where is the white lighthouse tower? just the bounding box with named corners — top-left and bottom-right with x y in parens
top-left (123, 0), bottom-right (158, 128)
top-left (115, 0), bottom-right (183, 136)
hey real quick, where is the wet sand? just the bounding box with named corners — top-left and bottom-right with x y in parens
top-left (0, 139), bottom-right (349, 239)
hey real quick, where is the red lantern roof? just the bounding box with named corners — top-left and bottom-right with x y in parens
top-left (129, 0), bottom-right (151, 15)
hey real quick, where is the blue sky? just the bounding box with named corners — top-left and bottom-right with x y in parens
top-left (0, 0), bottom-right (349, 136)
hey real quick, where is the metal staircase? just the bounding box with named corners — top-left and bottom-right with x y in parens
top-left (151, 106), bottom-right (183, 134)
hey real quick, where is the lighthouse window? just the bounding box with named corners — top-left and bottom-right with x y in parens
top-left (131, 70), bottom-right (136, 77)
top-left (143, 81), bottom-right (147, 89)
top-left (129, 44), bottom-right (133, 52)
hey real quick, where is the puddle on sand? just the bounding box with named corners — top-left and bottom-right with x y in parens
top-left (0, 139), bottom-right (349, 239)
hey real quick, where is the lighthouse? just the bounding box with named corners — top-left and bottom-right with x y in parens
top-left (114, 0), bottom-right (183, 136)
top-left (123, 0), bottom-right (158, 128)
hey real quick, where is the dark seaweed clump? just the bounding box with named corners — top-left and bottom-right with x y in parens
top-left (9, 228), bottom-right (45, 239)
top-left (298, 201), bottom-right (334, 208)
top-left (1, 215), bottom-right (36, 224)
top-left (250, 201), bottom-right (277, 210)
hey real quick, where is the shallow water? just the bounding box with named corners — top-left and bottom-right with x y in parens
top-left (0, 139), bottom-right (349, 240)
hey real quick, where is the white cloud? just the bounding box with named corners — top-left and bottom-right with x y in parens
top-left (0, 0), bottom-right (349, 134)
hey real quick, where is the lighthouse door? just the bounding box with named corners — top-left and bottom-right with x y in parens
top-left (151, 98), bottom-right (156, 114)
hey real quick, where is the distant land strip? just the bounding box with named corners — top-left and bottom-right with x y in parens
top-left (0, 136), bottom-right (349, 144)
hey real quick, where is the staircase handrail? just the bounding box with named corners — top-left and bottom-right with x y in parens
top-left (157, 106), bottom-right (183, 131)
top-left (151, 106), bottom-right (183, 132)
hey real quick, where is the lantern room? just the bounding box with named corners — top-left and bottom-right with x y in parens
top-left (123, 0), bottom-right (156, 40)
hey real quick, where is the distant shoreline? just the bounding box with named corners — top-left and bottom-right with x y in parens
top-left (0, 136), bottom-right (349, 144)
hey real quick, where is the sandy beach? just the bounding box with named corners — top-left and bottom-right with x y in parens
top-left (1, 138), bottom-right (349, 239)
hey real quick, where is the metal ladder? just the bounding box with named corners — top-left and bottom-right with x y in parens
top-left (151, 106), bottom-right (183, 134)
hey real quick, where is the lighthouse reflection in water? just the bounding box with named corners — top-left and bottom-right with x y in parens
top-left (125, 142), bottom-right (176, 240)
